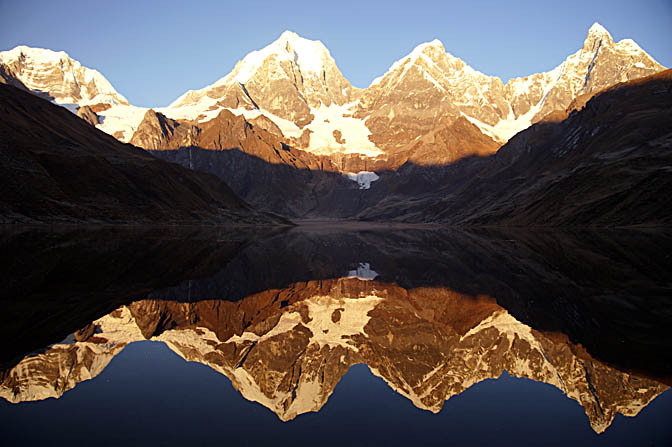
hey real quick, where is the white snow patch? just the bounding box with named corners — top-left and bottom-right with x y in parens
top-left (346, 262), bottom-right (378, 280)
top-left (461, 109), bottom-right (535, 144)
top-left (226, 311), bottom-right (303, 345)
top-left (304, 103), bottom-right (384, 157)
top-left (303, 295), bottom-right (383, 351)
top-left (162, 100), bottom-right (385, 158)
top-left (422, 70), bottom-right (445, 91)
top-left (343, 171), bottom-right (379, 189)
top-left (158, 95), bottom-right (220, 122)
top-left (96, 104), bottom-right (149, 142)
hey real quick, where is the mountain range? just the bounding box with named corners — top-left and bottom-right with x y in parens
top-left (0, 23), bottom-right (669, 224)
top-left (1, 23), bottom-right (662, 155)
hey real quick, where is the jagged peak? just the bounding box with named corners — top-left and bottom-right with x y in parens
top-left (402, 39), bottom-right (447, 63)
top-left (277, 30), bottom-right (320, 46)
top-left (0, 44), bottom-right (128, 105)
top-left (279, 30), bottom-right (301, 40)
top-left (615, 38), bottom-right (661, 64)
top-left (588, 22), bottom-right (610, 37)
top-left (212, 30), bottom-right (333, 87)
top-left (584, 22), bottom-right (613, 48)
top-left (369, 39), bottom-right (452, 87)
top-left (169, 31), bottom-right (338, 109)
top-left (0, 45), bottom-right (73, 65)
top-left (414, 39), bottom-right (445, 53)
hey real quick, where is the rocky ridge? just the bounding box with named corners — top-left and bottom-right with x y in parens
top-left (1, 23), bottom-right (664, 161)
top-left (358, 69), bottom-right (672, 226)
top-left (156, 23), bottom-right (665, 160)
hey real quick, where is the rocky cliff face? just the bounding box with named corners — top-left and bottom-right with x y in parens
top-left (353, 40), bottom-right (510, 153)
top-left (129, 109), bottom-right (199, 150)
top-left (2, 279), bottom-right (666, 433)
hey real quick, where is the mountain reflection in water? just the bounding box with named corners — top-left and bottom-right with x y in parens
top-left (0, 225), bottom-right (670, 444)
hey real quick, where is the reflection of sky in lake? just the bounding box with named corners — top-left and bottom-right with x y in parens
top-left (1, 341), bottom-right (670, 446)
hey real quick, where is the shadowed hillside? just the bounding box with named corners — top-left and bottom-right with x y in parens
top-left (0, 84), bottom-right (286, 225)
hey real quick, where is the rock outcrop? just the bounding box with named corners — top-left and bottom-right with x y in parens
top-left (129, 109), bottom-right (199, 150)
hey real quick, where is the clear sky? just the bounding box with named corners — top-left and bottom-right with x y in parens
top-left (1, 0), bottom-right (670, 107)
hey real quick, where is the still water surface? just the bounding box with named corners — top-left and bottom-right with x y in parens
top-left (0, 225), bottom-right (670, 446)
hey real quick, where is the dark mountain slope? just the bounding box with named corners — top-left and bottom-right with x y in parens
top-left (142, 109), bottom-right (385, 218)
top-left (0, 84), bottom-right (285, 225)
top-left (359, 69), bottom-right (672, 226)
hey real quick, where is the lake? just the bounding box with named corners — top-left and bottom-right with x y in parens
top-left (1, 224), bottom-right (670, 446)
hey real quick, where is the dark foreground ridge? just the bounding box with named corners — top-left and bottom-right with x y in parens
top-left (0, 84), bottom-right (287, 225)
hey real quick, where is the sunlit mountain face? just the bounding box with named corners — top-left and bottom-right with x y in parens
top-left (0, 226), bottom-right (670, 445)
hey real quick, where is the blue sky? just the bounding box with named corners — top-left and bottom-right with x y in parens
top-left (1, 0), bottom-right (670, 107)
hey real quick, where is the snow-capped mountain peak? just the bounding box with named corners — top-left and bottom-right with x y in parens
top-left (0, 45), bottom-right (128, 106)
top-left (583, 21), bottom-right (614, 51)
top-left (587, 22), bottom-right (612, 39)
top-left (211, 30), bottom-right (333, 87)
top-left (407, 39), bottom-right (446, 58)
top-left (370, 39), bottom-right (450, 87)
top-left (2, 23), bottom-right (665, 158)
top-left (166, 29), bottom-right (352, 131)
top-left (277, 30), bottom-right (332, 73)
top-left (0, 45), bottom-right (151, 143)
top-left (1, 45), bottom-right (70, 65)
